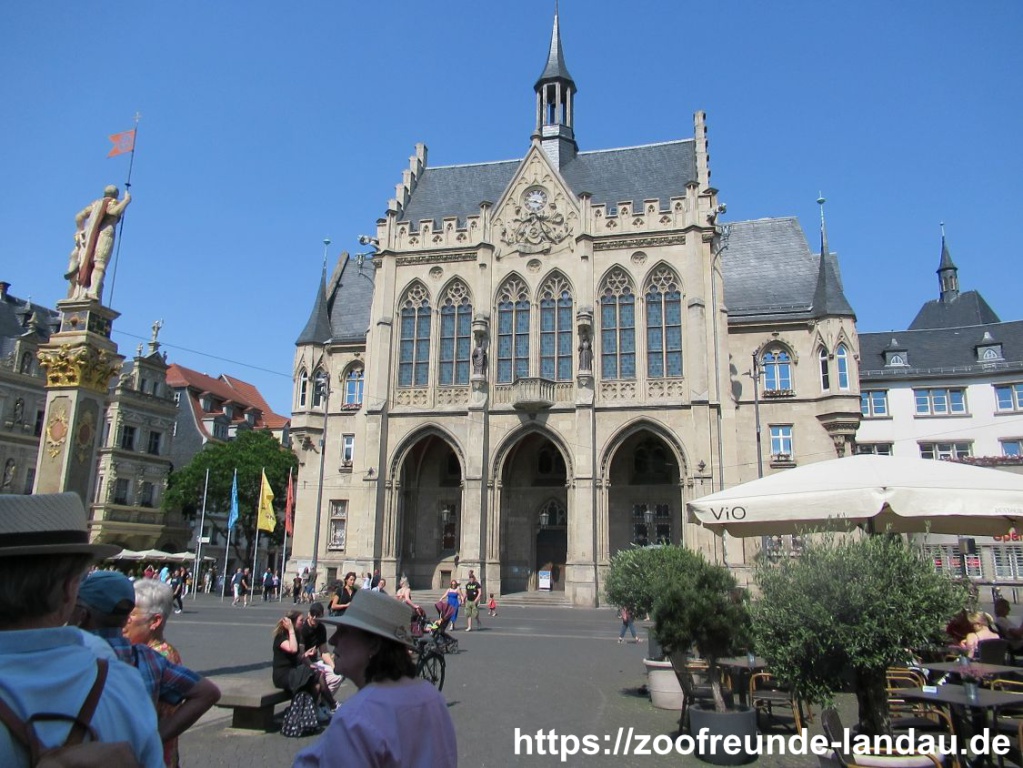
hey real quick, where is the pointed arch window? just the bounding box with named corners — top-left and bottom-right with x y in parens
top-left (439, 281), bottom-right (472, 386)
top-left (398, 284), bottom-right (431, 387)
top-left (645, 267), bottom-right (683, 378)
top-left (819, 348), bottom-right (830, 391)
top-left (298, 370), bottom-right (309, 408)
top-left (312, 369), bottom-right (326, 408)
top-left (497, 278), bottom-right (530, 384)
top-left (836, 344), bottom-right (850, 390)
top-left (540, 275), bottom-right (573, 381)
top-left (343, 367), bottom-right (364, 407)
top-left (762, 349), bottom-right (792, 392)
top-left (600, 268), bottom-right (636, 380)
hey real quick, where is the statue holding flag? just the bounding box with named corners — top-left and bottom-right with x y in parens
top-left (65, 184), bottom-right (131, 303)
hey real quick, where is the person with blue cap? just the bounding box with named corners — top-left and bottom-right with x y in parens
top-left (0, 493), bottom-right (164, 767)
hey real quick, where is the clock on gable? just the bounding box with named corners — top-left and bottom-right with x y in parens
top-left (524, 187), bottom-right (548, 213)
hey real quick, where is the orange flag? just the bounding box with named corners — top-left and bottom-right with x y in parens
top-left (285, 469), bottom-right (295, 536)
top-left (107, 129), bottom-right (136, 158)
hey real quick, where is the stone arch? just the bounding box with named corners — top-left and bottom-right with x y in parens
top-left (535, 268), bottom-right (575, 303)
top-left (438, 276), bottom-right (474, 306)
top-left (640, 260), bottom-right (685, 298)
top-left (489, 422), bottom-right (574, 485)
top-left (495, 272), bottom-right (531, 307)
top-left (599, 417), bottom-right (689, 480)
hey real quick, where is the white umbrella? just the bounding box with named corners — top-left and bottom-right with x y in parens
top-left (687, 454), bottom-right (1023, 537)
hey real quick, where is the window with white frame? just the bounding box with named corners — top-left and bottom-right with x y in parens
top-left (994, 384), bottom-right (1023, 412)
top-left (328, 500), bottom-right (347, 550)
top-left (769, 425), bottom-right (793, 458)
top-left (599, 268), bottom-right (636, 380)
top-left (914, 388), bottom-right (966, 416)
top-left (818, 348), bottom-right (830, 391)
top-left (861, 390), bottom-right (889, 418)
top-left (341, 434), bottom-right (354, 466)
top-left (993, 545), bottom-right (1023, 580)
top-left (855, 442), bottom-right (893, 456)
top-left (919, 442), bottom-right (971, 460)
top-left (836, 344), bottom-right (850, 390)
top-left (311, 369), bottom-right (326, 408)
top-left (1002, 439), bottom-right (1023, 457)
top-left (299, 370), bottom-right (308, 408)
top-left (923, 544), bottom-right (982, 579)
top-left (343, 368), bottom-right (364, 408)
top-left (762, 349), bottom-right (792, 391)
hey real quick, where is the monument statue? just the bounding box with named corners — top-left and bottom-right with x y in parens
top-left (65, 185), bottom-right (131, 302)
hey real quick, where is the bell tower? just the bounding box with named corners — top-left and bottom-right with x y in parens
top-left (534, 5), bottom-right (577, 169)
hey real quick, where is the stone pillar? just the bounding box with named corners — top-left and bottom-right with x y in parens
top-left (34, 299), bottom-right (122, 506)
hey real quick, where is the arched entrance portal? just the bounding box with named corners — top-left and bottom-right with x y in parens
top-left (395, 434), bottom-right (463, 591)
top-left (606, 430), bottom-right (682, 558)
top-left (499, 434), bottom-right (568, 592)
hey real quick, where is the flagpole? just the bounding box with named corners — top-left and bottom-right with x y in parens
top-left (193, 467), bottom-right (209, 602)
top-left (280, 467), bottom-right (293, 602)
top-left (108, 111), bottom-right (140, 307)
top-left (251, 466), bottom-right (265, 585)
top-left (221, 525), bottom-right (232, 603)
top-left (222, 468), bottom-right (238, 603)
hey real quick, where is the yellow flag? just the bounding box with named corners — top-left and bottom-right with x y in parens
top-left (257, 470), bottom-right (276, 532)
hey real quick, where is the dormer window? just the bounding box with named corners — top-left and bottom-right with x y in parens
top-left (885, 352), bottom-right (908, 367)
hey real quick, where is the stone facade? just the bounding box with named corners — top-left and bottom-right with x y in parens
top-left (288, 14), bottom-right (861, 603)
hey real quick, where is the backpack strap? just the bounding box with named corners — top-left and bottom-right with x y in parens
top-left (0, 658), bottom-right (109, 764)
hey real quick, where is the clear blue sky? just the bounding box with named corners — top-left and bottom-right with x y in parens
top-left (2, 2), bottom-right (1020, 414)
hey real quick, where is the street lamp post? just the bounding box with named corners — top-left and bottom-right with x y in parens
top-left (751, 352), bottom-right (764, 479)
top-left (311, 371), bottom-right (330, 579)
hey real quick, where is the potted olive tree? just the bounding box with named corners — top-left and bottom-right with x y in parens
top-left (604, 545), bottom-right (703, 709)
top-left (752, 533), bottom-right (965, 737)
top-left (653, 554), bottom-right (754, 765)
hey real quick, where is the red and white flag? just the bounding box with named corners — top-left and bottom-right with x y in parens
top-left (107, 129), bottom-right (136, 158)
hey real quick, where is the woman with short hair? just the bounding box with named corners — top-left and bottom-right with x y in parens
top-left (292, 589), bottom-right (457, 767)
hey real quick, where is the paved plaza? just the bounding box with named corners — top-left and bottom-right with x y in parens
top-left (169, 592), bottom-right (866, 767)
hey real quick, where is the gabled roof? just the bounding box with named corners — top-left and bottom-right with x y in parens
top-left (166, 363), bottom-right (289, 430)
top-left (397, 140), bottom-right (697, 232)
top-left (860, 320), bottom-right (1023, 376)
top-left (720, 217), bottom-right (854, 323)
top-left (909, 290), bottom-right (1001, 330)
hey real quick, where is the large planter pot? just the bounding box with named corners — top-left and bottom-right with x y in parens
top-left (644, 658), bottom-right (684, 710)
top-left (688, 705), bottom-right (758, 765)
top-left (646, 626), bottom-right (664, 661)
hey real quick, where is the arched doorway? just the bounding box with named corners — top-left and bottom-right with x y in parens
top-left (395, 434), bottom-right (463, 590)
top-left (606, 429), bottom-right (682, 558)
top-left (499, 433), bottom-right (568, 593)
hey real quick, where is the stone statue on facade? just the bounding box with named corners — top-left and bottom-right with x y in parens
top-left (65, 185), bottom-right (131, 303)
top-left (578, 333), bottom-right (593, 372)
top-left (472, 338), bottom-right (488, 377)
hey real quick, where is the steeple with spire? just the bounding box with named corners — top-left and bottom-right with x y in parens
top-left (811, 195), bottom-right (855, 319)
top-left (937, 222), bottom-right (959, 303)
top-left (534, 3), bottom-right (577, 169)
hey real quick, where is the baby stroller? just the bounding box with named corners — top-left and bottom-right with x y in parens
top-left (428, 600), bottom-right (459, 654)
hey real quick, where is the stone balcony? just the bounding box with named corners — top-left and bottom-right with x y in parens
top-left (510, 378), bottom-right (556, 411)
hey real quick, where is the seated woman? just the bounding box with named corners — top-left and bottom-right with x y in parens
top-left (961, 611), bottom-right (1000, 658)
top-left (293, 589), bottom-right (457, 767)
top-left (272, 611), bottom-right (336, 726)
top-left (394, 576), bottom-right (419, 610)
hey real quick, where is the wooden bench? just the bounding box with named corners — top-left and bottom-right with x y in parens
top-left (210, 677), bottom-right (291, 730)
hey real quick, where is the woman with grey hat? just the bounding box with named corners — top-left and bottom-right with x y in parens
top-left (292, 589), bottom-right (457, 767)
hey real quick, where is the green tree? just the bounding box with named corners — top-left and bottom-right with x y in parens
top-left (751, 533), bottom-right (966, 736)
top-left (653, 555), bottom-right (750, 713)
top-left (603, 544), bottom-right (704, 623)
top-left (163, 430), bottom-right (298, 567)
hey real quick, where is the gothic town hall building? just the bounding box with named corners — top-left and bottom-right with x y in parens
top-left (288, 14), bottom-right (861, 605)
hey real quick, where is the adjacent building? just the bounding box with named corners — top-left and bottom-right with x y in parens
top-left (288, 12), bottom-right (862, 604)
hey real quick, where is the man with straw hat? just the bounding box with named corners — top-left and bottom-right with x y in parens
top-left (293, 588), bottom-right (457, 767)
top-left (0, 493), bottom-right (164, 767)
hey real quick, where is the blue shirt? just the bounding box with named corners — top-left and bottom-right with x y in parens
top-left (0, 627), bottom-right (163, 768)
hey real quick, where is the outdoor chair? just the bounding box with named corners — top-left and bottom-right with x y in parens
top-left (979, 638), bottom-right (1010, 665)
top-left (819, 707), bottom-right (943, 767)
top-left (988, 679), bottom-right (1023, 767)
top-left (885, 668), bottom-right (957, 736)
top-left (749, 671), bottom-right (810, 735)
top-left (668, 653), bottom-right (733, 734)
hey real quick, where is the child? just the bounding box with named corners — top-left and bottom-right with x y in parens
top-left (487, 592), bottom-right (497, 617)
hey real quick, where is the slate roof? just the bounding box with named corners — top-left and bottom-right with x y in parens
top-left (296, 267), bottom-right (332, 346)
top-left (398, 140), bottom-right (697, 231)
top-left (0, 288), bottom-right (58, 357)
top-left (535, 10), bottom-right (574, 88)
top-left (859, 320), bottom-right (1023, 377)
top-left (719, 217), bottom-right (854, 323)
top-left (909, 290), bottom-right (1001, 330)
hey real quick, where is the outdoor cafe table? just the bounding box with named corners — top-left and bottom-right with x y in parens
top-left (926, 661), bottom-right (1019, 680)
top-left (894, 686), bottom-right (1023, 766)
top-left (717, 656), bottom-right (769, 707)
